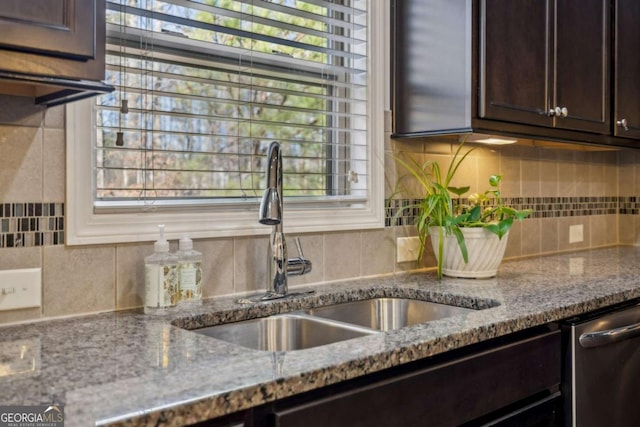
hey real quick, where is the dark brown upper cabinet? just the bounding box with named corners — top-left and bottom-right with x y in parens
top-left (613, 0), bottom-right (640, 139)
top-left (0, 0), bottom-right (113, 106)
top-left (392, 0), bottom-right (640, 148)
top-left (0, 0), bottom-right (96, 61)
top-left (480, 0), bottom-right (610, 135)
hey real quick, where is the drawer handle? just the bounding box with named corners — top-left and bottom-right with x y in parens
top-left (579, 321), bottom-right (640, 348)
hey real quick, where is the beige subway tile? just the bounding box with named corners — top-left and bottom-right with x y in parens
top-left (539, 218), bottom-right (559, 254)
top-left (361, 228), bottom-right (395, 276)
top-left (43, 128), bottom-right (65, 202)
top-left (520, 158), bottom-right (542, 197)
top-left (589, 215), bottom-right (608, 247)
top-left (44, 104), bottom-right (65, 129)
top-left (619, 215), bottom-right (635, 245)
top-left (632, 216), bottom-right (640, 246)
top-left (590, 215), bottom-right (617, 247)
top-left (0, 307), bottom-right (42, 325)
top-left (423, 140), bottom-right (458, 155)
top-left (520, 218), bottom-right (541, 256)
top-left (389, 138), bottom-right (423, 156)
top-left (43, 245), bottom-right (116, 317)
top-left (287, 233), bottom-right (324, 288)
top-left (391, 152), bottom-right (430, 199)
top-left (0, 95), bottom-right (46, 127)
top-left (475, 149), bottom-right (501, 196)
top-left (539, 157), bottom-right (559, 197)
top-left (0, 246), bottom-right (41, 269)
top-left (0, 126), bottom-right (43, 201)
top-left (557, 150), bottom-right (577, 197)
top-left (234, 236), bottom-right (269, 294)
top-left (115, 242), bottom-right (150, 309)
top-left (588, 161), bottom-right (606, 196)
top-left (574, 152), bottom-right (590, 196)
top-left (324, 231), bottom-right (361, 281)
top-left (503, 220), bottom-right (522, 259)
top-left (614, 162), bottom-right (630, 195)
top-left (498, 149), bottom-right (521, 197)
top-left (196, 238), bottom-right (235, 298)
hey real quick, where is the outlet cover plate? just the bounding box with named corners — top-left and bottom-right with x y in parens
top-left (397, 236), bottom-right (421, 263)
top-left (569, 224), bottom-right (584, 244)
top-left (0, 268), bottom-right (42, 311)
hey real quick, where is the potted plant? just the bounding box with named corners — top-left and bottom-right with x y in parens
top-left (393, 143), bottom-right (532, 279)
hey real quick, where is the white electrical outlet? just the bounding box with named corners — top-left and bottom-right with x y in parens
top-left (569, 224), bottom-right (584, 244)
top-left (0, 268), bottom-right (42, 311)
top-left (397, 236), bottom-right (421, 263)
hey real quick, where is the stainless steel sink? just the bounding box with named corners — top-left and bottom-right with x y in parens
top-left (191, 297), bottom-right (477, 351)
top-left (306, 298), bottom-right (476, 331)
top-left (192, 314), bottom-right (376, 352)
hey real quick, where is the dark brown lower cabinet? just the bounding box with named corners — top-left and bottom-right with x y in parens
top-left (267, 326), bottom-right (560, 427)
top-left (190, 326), bottom-right (561, 427)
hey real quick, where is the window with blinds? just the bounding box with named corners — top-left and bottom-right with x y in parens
top-left (96, 0), bottom-right (368, 209)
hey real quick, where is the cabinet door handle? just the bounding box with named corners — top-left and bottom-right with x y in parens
top-left (548, 106), bottom-right (569, 118)
top-left (579, 320), bottom-right (640, 348)
top-left (617, 118), bottom-right (629, 131)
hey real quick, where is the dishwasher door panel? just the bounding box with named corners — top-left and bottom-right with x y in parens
top-left (567, 302), bottom-right (640, 427)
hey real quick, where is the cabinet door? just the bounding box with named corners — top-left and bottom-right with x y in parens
top-left (554, 0), bottom-right (610, 134)
top-left (0, 0), bottom-right (96, 61)
top-left (479, 0), bottom-right (553, 127)
top-left (613, 0), bottom-right (640, 139)
top-left (269, 329), bottom-right (561, 427)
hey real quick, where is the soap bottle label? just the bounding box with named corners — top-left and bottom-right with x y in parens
top-left (179, 261), bottom-right (202, 301)
top-left (145, 264), bottom-right (178, 309)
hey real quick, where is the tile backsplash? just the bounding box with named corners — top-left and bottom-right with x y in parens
top-left (0, 92), bottom-right (639, 325)
top-left (0, 202), bottom-right (65, 248)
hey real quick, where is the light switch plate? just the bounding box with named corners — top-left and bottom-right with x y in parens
top-left (0, 268), bottom-right (42, 311)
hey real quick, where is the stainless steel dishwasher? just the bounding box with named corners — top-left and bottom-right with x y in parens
top-left (563, 300), bottom-right (640, 427)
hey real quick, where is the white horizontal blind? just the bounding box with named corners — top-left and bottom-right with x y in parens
top-left (96, 0), bottom-right (369, 208)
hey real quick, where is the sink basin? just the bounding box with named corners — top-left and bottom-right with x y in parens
top-left (190, 297), bottom-right (478, 351)
top-left (306, 298), bottom-right (476, 331)
top-left (192, 314), bottom-right (376, 352)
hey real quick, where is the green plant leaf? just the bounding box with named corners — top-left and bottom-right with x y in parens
top-left (448, 186), bottom-right (470, 196)
top-left (489, 175), bottom-right (502, 187)
top-left (451, 227), bottom-right (468, 263)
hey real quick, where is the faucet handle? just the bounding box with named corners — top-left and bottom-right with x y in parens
top-left (294, 237), bottom-right (305, 258)
top-left (287, 237), bottom-right (312, 276)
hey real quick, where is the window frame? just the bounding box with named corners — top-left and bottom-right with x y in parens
top-left (66, 0), bottom-right (387, 245)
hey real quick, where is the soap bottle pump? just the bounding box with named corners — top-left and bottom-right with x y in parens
top-left (144, 224), bottom-right (178, 313)
top-left (176, 235), bottom-right (203, 304)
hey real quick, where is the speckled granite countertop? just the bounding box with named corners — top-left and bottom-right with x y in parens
top-left (3, 246), bottom-right (640, 426)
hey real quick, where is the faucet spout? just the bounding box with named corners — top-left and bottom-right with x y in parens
top-left (260, 142), bottom-right (288, 296)
top-left (259, 142), bottom-right (283, 226)
top-left (237, 141), bottom-right (313, 304)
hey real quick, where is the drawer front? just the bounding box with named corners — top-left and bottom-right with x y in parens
top-left (271, 329), bottom-right (561, 427)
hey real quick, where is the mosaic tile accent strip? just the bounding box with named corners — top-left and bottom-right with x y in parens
top-left (619, 197), bottom-right (640, 215)
top-left (386, 196), bottom-right (622, 227)
top-left (0, 203), bottom-right (64, 248)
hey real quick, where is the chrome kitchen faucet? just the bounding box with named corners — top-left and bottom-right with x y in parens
top-left (238, 141), bottom-right (313, 303)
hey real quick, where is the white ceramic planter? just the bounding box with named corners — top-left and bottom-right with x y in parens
top-left (429, 226), bottom-right (509, 279)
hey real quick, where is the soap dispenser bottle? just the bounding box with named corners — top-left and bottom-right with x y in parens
top-left (176, 235), bottom-right (203, 304)
top-left (144, 225), bottom-right (178, 313)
